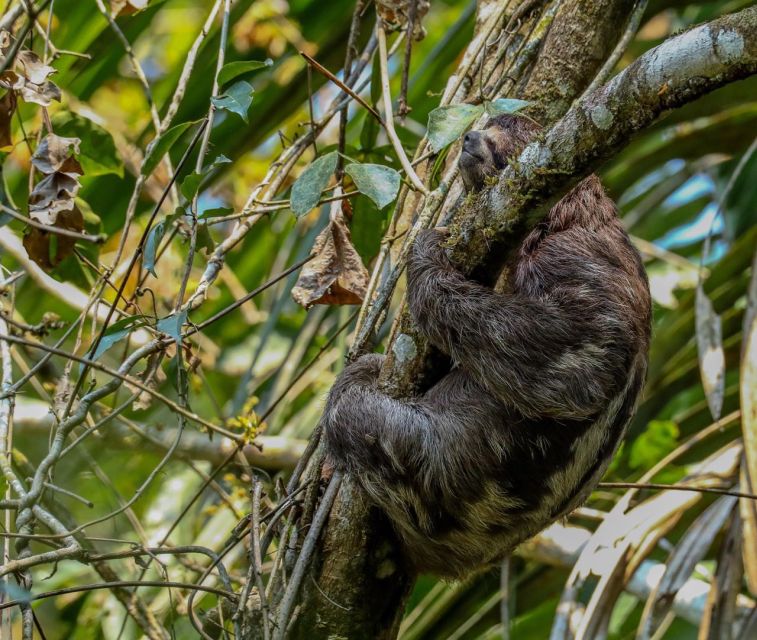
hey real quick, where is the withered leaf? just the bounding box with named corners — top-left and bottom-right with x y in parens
top-left (22, 206), bottom-right (84, 271)
top-left (31, 134), bottom-right (83, 175)
top-left (16, 51), bottom-right (57, 85)
top-left (29, 172), bottom-right (81, 225)
top-left (292, 212), bottom-right (369, 308)
top-left (376, 0), bottom-right (429, 39)
top-left (109, 0), bottom-right (149, 16)
top-left (18, 79), bottom-right (61, 107)
top-left (0, 89), bottom-right (16, 150)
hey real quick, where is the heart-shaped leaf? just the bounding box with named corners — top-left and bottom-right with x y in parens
top-left (290, 151), bottom-right (338, 217)
top-left (211, 81), bottom-right (254, 123)
top-left (345, 163), bottom-right (400, 209)
top-left (427, 104), bottom-right (484, 153)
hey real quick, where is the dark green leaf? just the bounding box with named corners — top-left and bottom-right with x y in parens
top-left (85, 315), bottom-right (150, 366)
top-left (180, 171), bottom-right (203, 201)
top-left (200, 205), bottom-right (233, 218)
top-left (142, 121), bottom-right (197, 177)
top-left (427, 104), bottom-right (484, 153)
top-left (217, 59), bottom-right (272, 88)
top-left (211, 81), bottom-right (254, 123)
top-left (290, 151), bottom-right (338, 217)
top-left (345, 163), bottom-right (400, 209)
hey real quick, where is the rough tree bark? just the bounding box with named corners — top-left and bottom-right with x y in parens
top-left (289, 3), bottom-right (757, 639)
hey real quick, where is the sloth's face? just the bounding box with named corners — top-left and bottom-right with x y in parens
top-left (458, 115), bottom-right (538, 192)
top-left (459, 126), bottom-right (508, 192)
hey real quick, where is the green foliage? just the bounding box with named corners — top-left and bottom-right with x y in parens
top-left (290, 151), bottom-right (338, 216)
top-left (211, 80), bottom-right (255, 122)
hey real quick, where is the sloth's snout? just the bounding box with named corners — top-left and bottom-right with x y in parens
top-left (463, 131), bottom-right (482, 154)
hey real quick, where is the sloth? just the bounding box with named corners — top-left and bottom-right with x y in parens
top-left (322, 114), bottom-right (652, 579)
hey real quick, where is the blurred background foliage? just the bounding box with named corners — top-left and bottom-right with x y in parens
top-left (0, 0), bottom-right (755, 638)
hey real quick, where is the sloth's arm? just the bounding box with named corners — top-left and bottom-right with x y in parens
top-left (406, 230), bottom-right (619, 419)
top-left (323, 354), bottom-right (500, 487)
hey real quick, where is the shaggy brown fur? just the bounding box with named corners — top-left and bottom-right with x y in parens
top-left (322, 115), bottom-right (652, 579)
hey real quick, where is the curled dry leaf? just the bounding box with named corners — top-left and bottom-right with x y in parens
top-left (291, 212), bottom-right (369, 308)
top-left (29, 172), bottom-right (82, 224)
top-left (0, 49), bottom-right (61, 107)
top-left (31, 134), bottom-right (83, 175)
top-left (22, 206), bottom-right (84, 271)
top-left (0, 89), bottom-right (16, 150)
top-left (28, 134), bottom-right (84, 225)
top-left (16, 51), bottom-right (57, 85)
top-left (376, 0), bottom-right (430, 39)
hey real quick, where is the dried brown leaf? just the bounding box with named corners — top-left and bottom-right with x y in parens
top-left (291, 213), bottom-right (369, 308)
top-left (29, 172), bottom-right (81, 225)
top-left (0, 89), bottom-right (16, 149)
top-left (31, 134), bottom-right (83, 175)
top-left (22, 206), bottom-right (84, 271)
top-left (109, 0), bottom-right (149, 16)
top-left (376, 0), bottom-right (430, 39)
top-left (16, 50), bottom-right (57, 85)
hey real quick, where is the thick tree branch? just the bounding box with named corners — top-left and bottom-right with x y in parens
top-left (454, 6), bottom-right (757, 269)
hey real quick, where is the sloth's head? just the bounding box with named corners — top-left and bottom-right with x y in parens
top-left (459, 114), bottom-right (540, 192)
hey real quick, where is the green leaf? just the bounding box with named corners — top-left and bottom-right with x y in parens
top-left (51, 111), bottom-right (123, 177)
top-left (144, 214), bottom-right (177, 277)
top-left (157, 309), bottom-right (187, 344)
top-left (180, 155), bottom-right (232, 202)
top-left (485, 98), bottom-right (530, 116)
top-left (290, 151), bottom-right (338, 217)
top-left (629, 420), bottom-right (679, 470)
top-left (211, 81), bottom-right (254, 123)
top-left (142, 121), bottom-right (197, 177)
top-left (345, 163), bottom-right (400, 209)
top-left (85, 315), bottom-right (150, 367)
top-left (200, 205), bottom-right (233, 218)
top-left (427, 104), bottom-right (484, 153)
top-left (217, 59), bottom-right (272, 88)
top-left (180, 171), bottom-right (203, 201)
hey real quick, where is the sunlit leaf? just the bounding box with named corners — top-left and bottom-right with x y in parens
top-left (290, 151), bottom-right (338, 217)
top-left (696, 284), bottom-right (725, 420)
top-left (211, 80), bottom-right (254, 123)
top-left (345, 163), bottom-right (400, 209)
top-left (427, 103), bottom-right (483, 153)
top-left (217, 59), bottom-right (272, 88)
